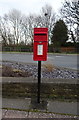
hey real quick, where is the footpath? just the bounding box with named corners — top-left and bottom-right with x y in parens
top-left (1, 77), bottom-right (78, 84)
top-left (1, 77), bottom-right (79, 119)
top-left (2, 98), bottom-right (79, 119)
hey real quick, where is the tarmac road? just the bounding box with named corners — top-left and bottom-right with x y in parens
top-left (1, 53), bottom-right (78, 70)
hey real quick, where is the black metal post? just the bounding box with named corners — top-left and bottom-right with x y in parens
top-left (37, 61), bottom-right (41, 103)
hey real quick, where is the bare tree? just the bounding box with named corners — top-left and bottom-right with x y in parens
top-left (20, 15), bottom-right (28, 44)
top-left (0, 15), bottom-right (9, 45)
top-left (27, 15), bottom-right (36, 45)
top-left (0, 4), bottom-right (56, 45)
top-left (41, 4), bottom-right (56, 44)
top-left (8, 9), bottom-right (22, 44)
top-left (60, 0), bottom-right (79, 42)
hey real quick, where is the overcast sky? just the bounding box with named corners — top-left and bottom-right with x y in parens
top-left (0, 0), bottom-right (67, 16)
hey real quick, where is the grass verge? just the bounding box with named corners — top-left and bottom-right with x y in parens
top-left (2, 83), bottom-right (78, 102)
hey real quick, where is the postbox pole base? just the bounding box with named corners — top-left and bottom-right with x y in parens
top-left (37, 61), bottom-right (41, 103)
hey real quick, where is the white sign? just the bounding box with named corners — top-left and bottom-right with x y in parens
top-left (37, 45), bottom-right (43, 55)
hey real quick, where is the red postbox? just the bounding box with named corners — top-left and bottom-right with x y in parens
top-left (33, 28), bottom-right (48, 61)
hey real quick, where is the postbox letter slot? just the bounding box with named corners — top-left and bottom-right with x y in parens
top-left (34, 33), bottom-right (46, 36)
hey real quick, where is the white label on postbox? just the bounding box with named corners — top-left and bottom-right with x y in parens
top-left (37, 45), bottom-right (43, 55)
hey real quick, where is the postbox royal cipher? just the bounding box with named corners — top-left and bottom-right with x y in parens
top-left (33, 28), bottom-right (48, 61)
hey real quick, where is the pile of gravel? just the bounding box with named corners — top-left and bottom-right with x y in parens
top-left (2, 61), bottom-right (79, 79)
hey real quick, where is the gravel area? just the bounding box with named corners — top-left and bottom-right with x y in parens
top-left (2, 61), bottom-right (79, 79)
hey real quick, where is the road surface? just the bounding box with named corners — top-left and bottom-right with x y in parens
top-left (1, 53), bottom-right (78, 70)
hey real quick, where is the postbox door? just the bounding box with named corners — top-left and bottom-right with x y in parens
top-left (33, 42), bottom-right (47, 61)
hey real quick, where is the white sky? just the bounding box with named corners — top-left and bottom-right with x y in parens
top-left (0, 0), bottom-right (66, 16)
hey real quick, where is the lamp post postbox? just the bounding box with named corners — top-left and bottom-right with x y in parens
top-left (33, 28), bottom-right (48, 103)
top-left (33, 28), bottom-right (48, 61)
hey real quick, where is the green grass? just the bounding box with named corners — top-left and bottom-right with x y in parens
top-left (2, 83), bottom-right (78, 102)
